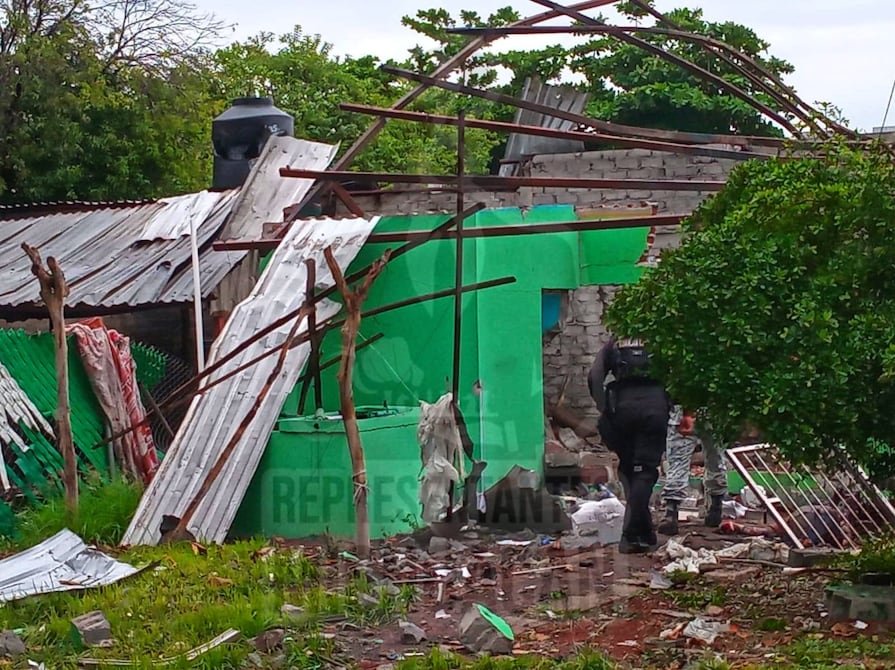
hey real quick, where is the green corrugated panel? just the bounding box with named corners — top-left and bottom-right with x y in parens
top-left (0, 330), bottom-right (107, 480)
top-left (0, 330), bottom-right (172, 494)
top-left (130, 342), bottom-right (167, 390)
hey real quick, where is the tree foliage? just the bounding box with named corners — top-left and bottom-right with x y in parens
top-left (212, 28), bottom-right (498, 175)
top-left (604, 145), bottom-right (895, 476)
top-left (0, 0), bottom-right (222, 203)
top-left (403, 2), bottom-right (795, 136)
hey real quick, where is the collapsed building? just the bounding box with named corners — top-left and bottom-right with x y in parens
top-left (0, 0), bottom-right (892, 551)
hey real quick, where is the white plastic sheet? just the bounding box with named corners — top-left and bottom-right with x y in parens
top-left (417, 394), bottom-right (464, 523)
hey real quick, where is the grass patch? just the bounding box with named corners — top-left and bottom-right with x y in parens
top-left (667, 586), bottom-right (727, 610)
top-left (396, 647), bottom-right (617, 670)
top-left (1, 475), bottom-right (142, 551)
top-left (756, 617), bottom-right (788, 632)
top-left (743, 635), bottom-right (895, 669)
top-left (0, 537), bottom-right (413, 669)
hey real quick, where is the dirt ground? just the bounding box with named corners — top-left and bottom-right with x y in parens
top-left (301, 520), bottom-right (894, 670)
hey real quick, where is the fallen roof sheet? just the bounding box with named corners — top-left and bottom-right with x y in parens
top-left (499, 77), bottom-right (590, 177)
top-left (220, 135), bottom-right (339, 241)
top-left (0, 529), bottom-right (140, 602)
top-left (0, 360), bottom-right (54, 491)
top-left (122, 215), bottom-right (380, 545)
top-left (0, 136), bottom-right (336, 314)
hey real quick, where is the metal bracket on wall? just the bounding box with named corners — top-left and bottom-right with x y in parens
top-left (726, 443), bottom-right (895, 550)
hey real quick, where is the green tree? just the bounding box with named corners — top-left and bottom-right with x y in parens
top-left (0, 0), bottom-right (222, 203)
top-left (212, 27), bottom-right (498, 175)
top-left (402, 2), bottom-right (796, 137)
top-left (604, 144), bottom-right (895, 477)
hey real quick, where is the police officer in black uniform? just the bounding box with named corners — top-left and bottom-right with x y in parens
top-left (588, 336), bottom-right (670, 554)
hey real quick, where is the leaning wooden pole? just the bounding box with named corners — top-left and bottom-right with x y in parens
top-left (22, 243), bottom-right (77, 513)
top-left (324, 246), bottom-right (391, 559)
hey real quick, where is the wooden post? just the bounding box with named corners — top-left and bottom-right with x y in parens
top-left (22, 243), bottom-right (77, 513)
top-left (324, 246), bottom-right (391, 560)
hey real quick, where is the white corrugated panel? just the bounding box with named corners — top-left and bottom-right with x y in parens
top-left (0, 529), bottom-right (140, 602)
top-left (137, 191), bottom-right (224, 242)
top-left (0, 361), bottom-right (54, 490)
top-left (122, 216), bottom-right (379, 545)
top-left (220, 135), bottom-right (339, 240)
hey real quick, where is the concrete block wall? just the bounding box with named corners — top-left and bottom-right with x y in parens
top-left (343, 147), bottom-right (739, 416)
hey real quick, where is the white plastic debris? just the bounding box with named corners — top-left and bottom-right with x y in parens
top-left (855, 620), bottom-right (869, 630)
top-left (722, 500), bottom-right (749, 519)
top-left (418, 394), bottom-right (464, 523)
top-left (741, 485), bottom-right (767, 510)
top-left (659, 537), bottom-right (789, 574)
top-left (570, 498), bottom-right (626, 544)
top-left (683, 618), bottom-right (730, 645)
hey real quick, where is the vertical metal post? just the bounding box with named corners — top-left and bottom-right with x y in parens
top-left (446, 107), bottom-right (467, 522)
top-left (451, 108), bottom-right (466, 400)
top-left (188, 215), bottom-right (205, 373)
top-left (297, 259), bottom-right (322, 416)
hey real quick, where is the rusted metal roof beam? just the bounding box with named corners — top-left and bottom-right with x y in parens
top-left (340, 102), bottom-right (764, 161)
top-left (278, 167), bottom-right (727, 192)
top-left (445, 23), bottom-right (829, 137)
top-left (528, 0), bottom-right (800, 136)
top-left (213, 214), bottom-right (685, 253)
top-left (284, 0), bottom-right (622, 226)
top-left (380, 66), bottom-right (783, 149)
top-left (626, 0), bottom-right (858, 139)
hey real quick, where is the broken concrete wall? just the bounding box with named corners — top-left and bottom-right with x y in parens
top-left (337, 148), bottom-right (739, 217)
top-left (342, 147), bottom-right (740, 419)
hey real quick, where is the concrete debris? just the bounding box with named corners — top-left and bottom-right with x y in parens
top-left (659, 537), bottom-right (789, 574)
top-left (569, 497), bottom-right (625, 544)
top-left (399, 621), bottom-right (427, 644)
top-left (682, 618), bottom-right (730, 645)
top-left (357, 593), bottom-right (381, 608)
top-left (252, 628), bottom-right (286, 653)
top-left (481, 465), bottom-right (571, 534)
top-left (280, 604), bottom-right (305, 619)
top-left (826, 584), bottom-right (895, 622)
top-left (70, 611), bottom-right (113, 649)
top-left (458, 603), bottom-right (514, 655)
top-left (0, 630), bottom-right (25, 658)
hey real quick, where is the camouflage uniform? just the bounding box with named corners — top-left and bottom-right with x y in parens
top-left (661, 406), bottom-right (727, 509)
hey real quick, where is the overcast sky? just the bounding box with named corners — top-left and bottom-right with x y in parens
top-left (199, 0), bottom-right (895, 132)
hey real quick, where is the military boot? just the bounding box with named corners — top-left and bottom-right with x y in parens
top-left (657, 501), bottom-right (680, 536)
top-left (705, 495), bottom-right (724, 528)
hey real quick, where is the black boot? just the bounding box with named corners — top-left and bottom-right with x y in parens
top-left (657, 502), bottom-right (680, 535)
top-left (705, 495), bottom-right (724, 528)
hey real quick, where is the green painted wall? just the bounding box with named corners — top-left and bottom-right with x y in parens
top-left (232, 407), bottom-right (422, 538)
top-left (236, 206), bottom-right (652, 539)
top-left (295, 206), bottom-right (649, 484)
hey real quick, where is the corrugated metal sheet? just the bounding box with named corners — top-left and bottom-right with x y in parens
top-left (0, 360), bottom-right (54, 490)
top-left (0, 529), bottom-right (140, 602)
top-left (137, 191), bottom-right (224, 242)
top-left (220, 136), bottom-right (339, 241)
top-left (0, 136), bottom-right (338, 313)
top-left (122, 216), bottom-right (379, 545)
top-left (500, 77), bottom-right (591, 177)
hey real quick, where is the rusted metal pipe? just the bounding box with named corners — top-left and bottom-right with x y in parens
top-left (214, 214), bottom-right (684, 253)
top-left (279, 166), bottom-right (728, 192)
top-left (380, 65), bottom-right (783, 149)
top-left (340, 102), bottom-right (765, 161)
top-left (284, 0), bottom-right (623, 226)
top-left (528, 0), bottom-right (800, 135)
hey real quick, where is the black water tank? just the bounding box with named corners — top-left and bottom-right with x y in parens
top-left (212, 96), bottom-right (294, 190)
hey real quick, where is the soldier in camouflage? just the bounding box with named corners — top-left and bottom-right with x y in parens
top-left (657, 406), bottom-right (728, 536)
